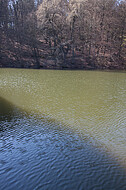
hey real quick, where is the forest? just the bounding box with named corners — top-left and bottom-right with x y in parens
top-left (0, 0), bottom-right (126, 69)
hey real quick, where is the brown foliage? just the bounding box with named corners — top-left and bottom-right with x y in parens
top-left (0, 0), bottom-right (126, 69)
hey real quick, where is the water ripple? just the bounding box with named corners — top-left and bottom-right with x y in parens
top-left (0, 113), bottom-right (125, 190)
top-left (0, 70), bottom-right (126, 189)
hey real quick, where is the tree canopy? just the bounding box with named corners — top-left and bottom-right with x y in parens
top-left (0, 0), bottom-right (126, 69)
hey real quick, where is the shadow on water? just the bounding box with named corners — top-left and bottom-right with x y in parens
top-left (0, 97), bottom-right (24, 133)
top-left (0, 97), bottom-right (126, 190)
top-left (0, 97), bottom-right (16, 121)
top-left (0, 97), bottom-right (18, 133)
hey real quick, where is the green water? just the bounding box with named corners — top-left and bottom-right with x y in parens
top-left (0, 68), bottom-right (126, 189)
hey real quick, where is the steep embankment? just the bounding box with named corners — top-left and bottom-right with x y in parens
top-left (0, 34), bottom-right (126, 70)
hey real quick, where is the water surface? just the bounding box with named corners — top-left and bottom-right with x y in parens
top-left (0, 69), bottom-right (126, 189)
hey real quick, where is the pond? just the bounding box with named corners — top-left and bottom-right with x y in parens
top-left (0, 69), bottom-right (126, 189)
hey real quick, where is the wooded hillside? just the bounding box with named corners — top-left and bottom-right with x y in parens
top-left (0, 0), bottom-right (126, 69)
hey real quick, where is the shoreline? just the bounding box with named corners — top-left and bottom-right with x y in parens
top-left (0, 66), bottom-right (126, 72)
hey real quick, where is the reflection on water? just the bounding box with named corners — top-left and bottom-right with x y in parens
top-left (0, 99), bottom-right (126, 190)
top-left (0, 69), bottom-right (126, 189)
